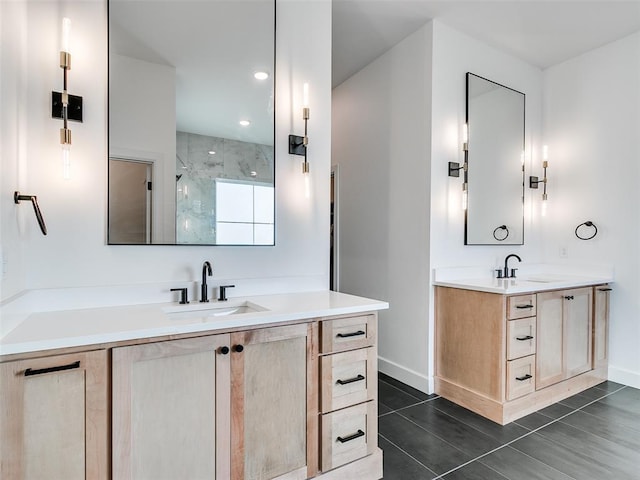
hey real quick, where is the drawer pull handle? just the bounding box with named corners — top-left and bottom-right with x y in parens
top-left (598, 288), bottom-right (613, 292)
top-left (516, 374), bottom-right (532, 381)
top-left (515, 304), bottom-right (534, 309)
top-left (337, 429), bottom-right (365, 443)
top-left (564, 295), bottom-right (574, 300)
top-left (336, 330), bottom-right (365, 338)
top-left (516, 335), bottom-right (534, 341)
top-left (24, 361), bottom-right (80, 377)
top-left (336, 374), bottom-right (365, 386)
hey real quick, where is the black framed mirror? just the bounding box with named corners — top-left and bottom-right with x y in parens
top-left (465, 72), bottom-right (525, 245)
top-left (108, 0), bottom-right (275, 245)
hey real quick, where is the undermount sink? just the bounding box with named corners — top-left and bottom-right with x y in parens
top-left (520, 274), bottom-right (571, 283)
top-left (163, 301), bottom-right (267, 318)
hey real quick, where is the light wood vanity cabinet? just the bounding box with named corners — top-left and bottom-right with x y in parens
top-left (112, 323), bottom-right (316, 480)
top-left (0, 350), bottom-right (109, 479)
top-left (536, 287), bottom-right (593, 389)
top-left (1, 311), bottom-right (383, 480)
top-left (318, 314), bottom-right (378, 474)
top-left (436, 284), bottom-right (610, 425)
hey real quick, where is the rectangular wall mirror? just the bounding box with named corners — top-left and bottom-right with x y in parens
top-left (465, 72), bottom-right (525, 245)
top-left (108, 0), bottom-right (275, 245)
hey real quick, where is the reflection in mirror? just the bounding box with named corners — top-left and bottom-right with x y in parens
top-left (465, 73), bottom-right (525, 245)
top-left (108, 0), bottom-right (275, 245)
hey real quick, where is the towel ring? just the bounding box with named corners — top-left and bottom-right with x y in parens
top-left (575, 221), bottom-right (597, 241)
top-left (493, 225), bottom-right (509, 241)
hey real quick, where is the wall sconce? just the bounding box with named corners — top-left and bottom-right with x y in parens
top-left (51, 17), bottom-right (83, 180)
top-left (448, 123), bottom-right (469, 210)
top-left (529, 145), bottom-right (549, 216)
top-left (289, 82), bottom-right (310, 174)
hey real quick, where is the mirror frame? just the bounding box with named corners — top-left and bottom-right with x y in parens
top-left (106, 0), bottom-right (277, 246)
top-left (464, 72), bottom-right (525, 246)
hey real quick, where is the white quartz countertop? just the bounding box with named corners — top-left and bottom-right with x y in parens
top-left (434, 273), bottom-right (613, 295)
top-left (0, 291), bottom-right (388, 357)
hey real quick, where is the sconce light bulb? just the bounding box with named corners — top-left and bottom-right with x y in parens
top-left (462, 123), bottom-right (468, 144)
top-left (542, 144), bottom-right (549, 161)
top-left (303, 82), bottom-right (309, 108)
top-left (62, 143), bottom-right (71, 180)
top-left (304, 172), bottom-right (310, 199)
top-left (61, 17), bottom-right (71, 53)
top-left (461, 184), bottom-right (468, 211)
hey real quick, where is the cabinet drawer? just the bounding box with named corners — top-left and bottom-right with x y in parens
top-left (506, 317), bottom-right (536, 360)
top-left (321, 315), bottom-right (376, 354)
top-left (321, 347), bottom-right (376, 413)
top-left (508, 294), bottom-right (536, 319)
top-left (506, 355), bottom-right (536, 401)
top-left (320, 401), bottom-right (376, 472)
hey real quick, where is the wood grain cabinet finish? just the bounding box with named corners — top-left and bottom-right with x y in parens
top-left (435, 285), bottom-right (608, 425)
top-left (536, 287), bottom-right (593, 390)
top-left (0, 350), bottom-right (109, 480)
top-left (112, 334), bottom-right (232, 480)
top-left (112, 324), bottom-right (317, 480)
top-left (318, 314), bottom-right (380, 476)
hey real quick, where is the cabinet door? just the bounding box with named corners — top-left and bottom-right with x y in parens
top-left (112, 334), bottom-right (231, 480)
top-left (0, 350), bottom-right (108, 480)
top-left (536, 291), bottom-right (565, 389)
top-left (231, 323), bottom-right (317, 480)
top-left (564, 288), bottom-right (593, 378)
top-left (593, 286), bottom-right (611, 369)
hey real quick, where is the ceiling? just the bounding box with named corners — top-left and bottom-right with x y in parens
top-left (332, 0), bottom-right (640, 87)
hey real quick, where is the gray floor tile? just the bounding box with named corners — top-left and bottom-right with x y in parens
top-left (513, 411), bottom-right (556, 431)
top-left (591, 380), bottom-right (626, 393)
top-left (581, 397), bottom-right (640, 432)
top-left (378, 401), bottom-right (393, 416)
top-left (596, 387), bottom-right (640, 415)
top-left (440, 461), bottom-right (509, 480)
top-left (537, 401), bottom-right (574, 419)
top-left (559, 410), bottom-right (640, 451)
top-left (379, 379), bottom-right (425, 411)
top-left (511, 433), bottom-right (617, 479)
top-left (558, 388), bottom-right (607, 409)
top-left (535, 420), bottom-right (640, 478)
top-left (479, 445), bottom-right (576, 480)
top-left (379, 435), bottom-right (436, 480)
top-left (379, 413), bottom-right (472, 475)
top-left (429, 398), bottom-right (528, 443)
top-left (399, 402), bottom-right (502, 457)
top-left (379, 372), bottom-right (435, 401)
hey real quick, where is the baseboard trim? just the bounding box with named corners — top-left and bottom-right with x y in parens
top-left (608, 365), bottom-right (640, 389)
top-left (377, 356), bottom-right (433, 394)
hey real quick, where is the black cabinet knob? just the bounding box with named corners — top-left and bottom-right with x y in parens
top-left (218, 346), bottom-right (230, 355)
top-left (233, 345), bottom-right (244, 353)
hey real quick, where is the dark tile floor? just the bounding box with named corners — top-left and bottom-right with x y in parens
top-left (378, 373), bottom-right (640, 479)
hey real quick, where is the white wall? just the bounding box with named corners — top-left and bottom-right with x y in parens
top-left (542, 32), bottom-right (640, 387)
top-left (0, 0), bottom-right (332, 303)
top-left (333, 20), bottom-right (544, 392)
top-left (333, 24), bottom-right (433, 390)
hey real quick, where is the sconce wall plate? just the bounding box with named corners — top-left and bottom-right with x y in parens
top-left (529, 176), bottom-right (539, 188)
top-left (448, 162), bottom-right (461, 177)
top-left (52, 91), bottom-right (83, 122)
top-left (289, 134), bottom-right (306, 156)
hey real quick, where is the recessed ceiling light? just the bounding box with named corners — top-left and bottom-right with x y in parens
top-left (254, 71), bottom-right (269, 80)
top-left (208, 151), bottom-right (216, 155)
top-left (239, 120), bottom-right (251, 127)
top-left (250, 171), bottom-right (257, 177)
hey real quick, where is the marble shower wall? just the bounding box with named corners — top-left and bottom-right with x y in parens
top-left (176, 131), bottom-right (274, 244)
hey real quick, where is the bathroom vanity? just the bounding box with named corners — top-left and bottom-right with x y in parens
top-left (0, 291), bottom-right (387, 480)
top-left (434, 272), bottom-right (612, 425)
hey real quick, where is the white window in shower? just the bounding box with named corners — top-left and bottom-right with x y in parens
top-left (215, 179), bottom-right (274, 245)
